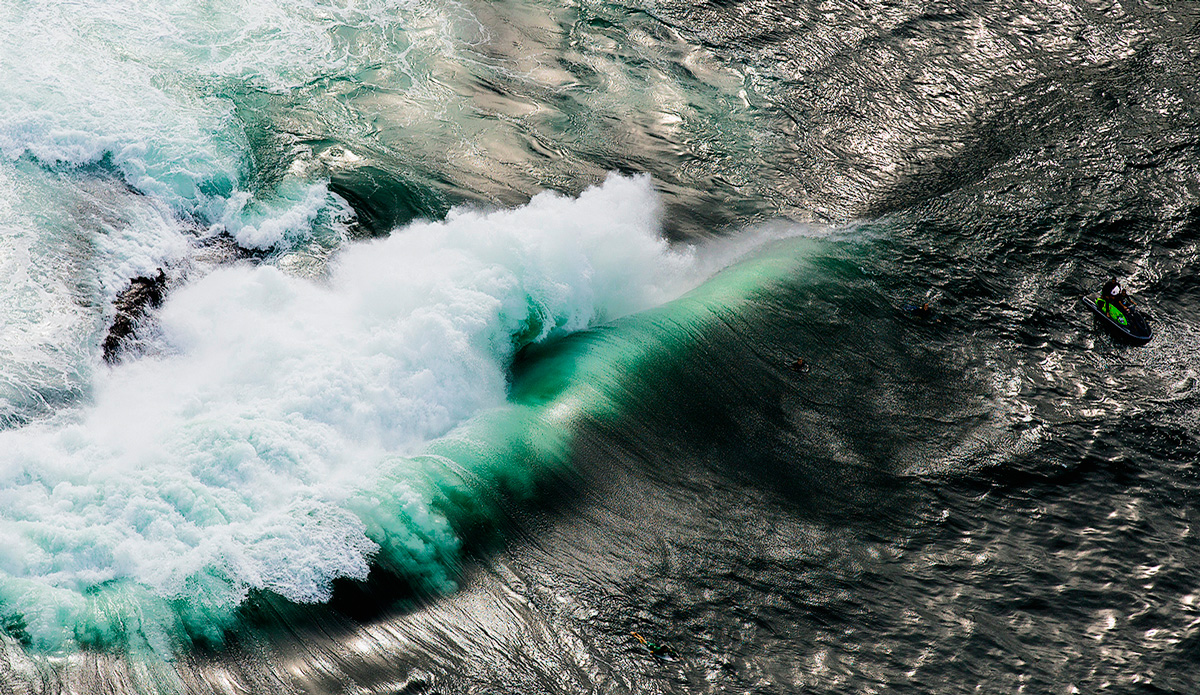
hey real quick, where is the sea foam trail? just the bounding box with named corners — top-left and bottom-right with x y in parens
top-left (0, 175), bottom-right (693, 652)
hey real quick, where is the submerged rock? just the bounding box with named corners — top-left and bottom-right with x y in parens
top-left (102, 270), bottom-right (168, 364)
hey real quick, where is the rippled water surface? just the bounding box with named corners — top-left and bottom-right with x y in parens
top-left (0, 0), bottom-right (1198, 693)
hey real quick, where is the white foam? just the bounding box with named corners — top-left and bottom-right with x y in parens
top-left (215, 181), bottom-right (354, 250)
top-left (0, 174), bottom-right (693, 649)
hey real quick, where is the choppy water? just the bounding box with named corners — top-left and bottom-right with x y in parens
top-left (0, 0), bottom-right (1198, 692)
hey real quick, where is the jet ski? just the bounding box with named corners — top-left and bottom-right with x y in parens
top-left (1081, 293), bottom-right (1152, 346)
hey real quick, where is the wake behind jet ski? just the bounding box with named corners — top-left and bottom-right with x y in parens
top-left (1081, 277), bottom-right (1152, 346)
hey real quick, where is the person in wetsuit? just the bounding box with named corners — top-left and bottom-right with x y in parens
top-left (1101, 278), bottom-right (1126, 302)
top-left (1099, 277), bottom-right (1134, 325)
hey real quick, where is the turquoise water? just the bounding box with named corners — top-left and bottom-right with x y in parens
top-left (1, 0), bottom-right (1200, 692)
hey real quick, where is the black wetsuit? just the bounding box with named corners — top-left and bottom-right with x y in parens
top-left (1098, 278), bottom-right (1136, 325)
top-left (1101, 278), bottom-right (1127, 303)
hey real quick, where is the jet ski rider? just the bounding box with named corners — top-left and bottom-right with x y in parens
top-left (1099, 277), bottom-right (1134, 326)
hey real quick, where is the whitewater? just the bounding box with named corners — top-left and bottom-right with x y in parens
top-left (2, 0), bottom-right (1200, 692)
top-left (5, 171), bottom-right (712, 652)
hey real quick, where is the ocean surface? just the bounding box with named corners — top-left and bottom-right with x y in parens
top-left (0, 0), bottom-right (1198, 692)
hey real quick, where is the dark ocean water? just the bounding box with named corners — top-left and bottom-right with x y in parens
top-left (0, 0), bottom-right (1199, 693)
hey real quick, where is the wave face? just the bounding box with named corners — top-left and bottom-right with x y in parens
top-left (1, 0), bottom-right (1200, 692)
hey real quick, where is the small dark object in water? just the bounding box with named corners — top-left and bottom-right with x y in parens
top-left (788, 357), bottom-right (810, 374)
top-left (903, 302), bottom-right (941, 322)
top-left (630, 631), bottom-right (678, 659)
top-left (102, 270), bottom-right (168, 364)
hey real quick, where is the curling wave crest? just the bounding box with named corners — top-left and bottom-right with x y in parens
top-left (0, 175), bottom-right (691, 651)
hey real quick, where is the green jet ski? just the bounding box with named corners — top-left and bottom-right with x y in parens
top-left (1081, 287), bottom-right (1152, 346)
